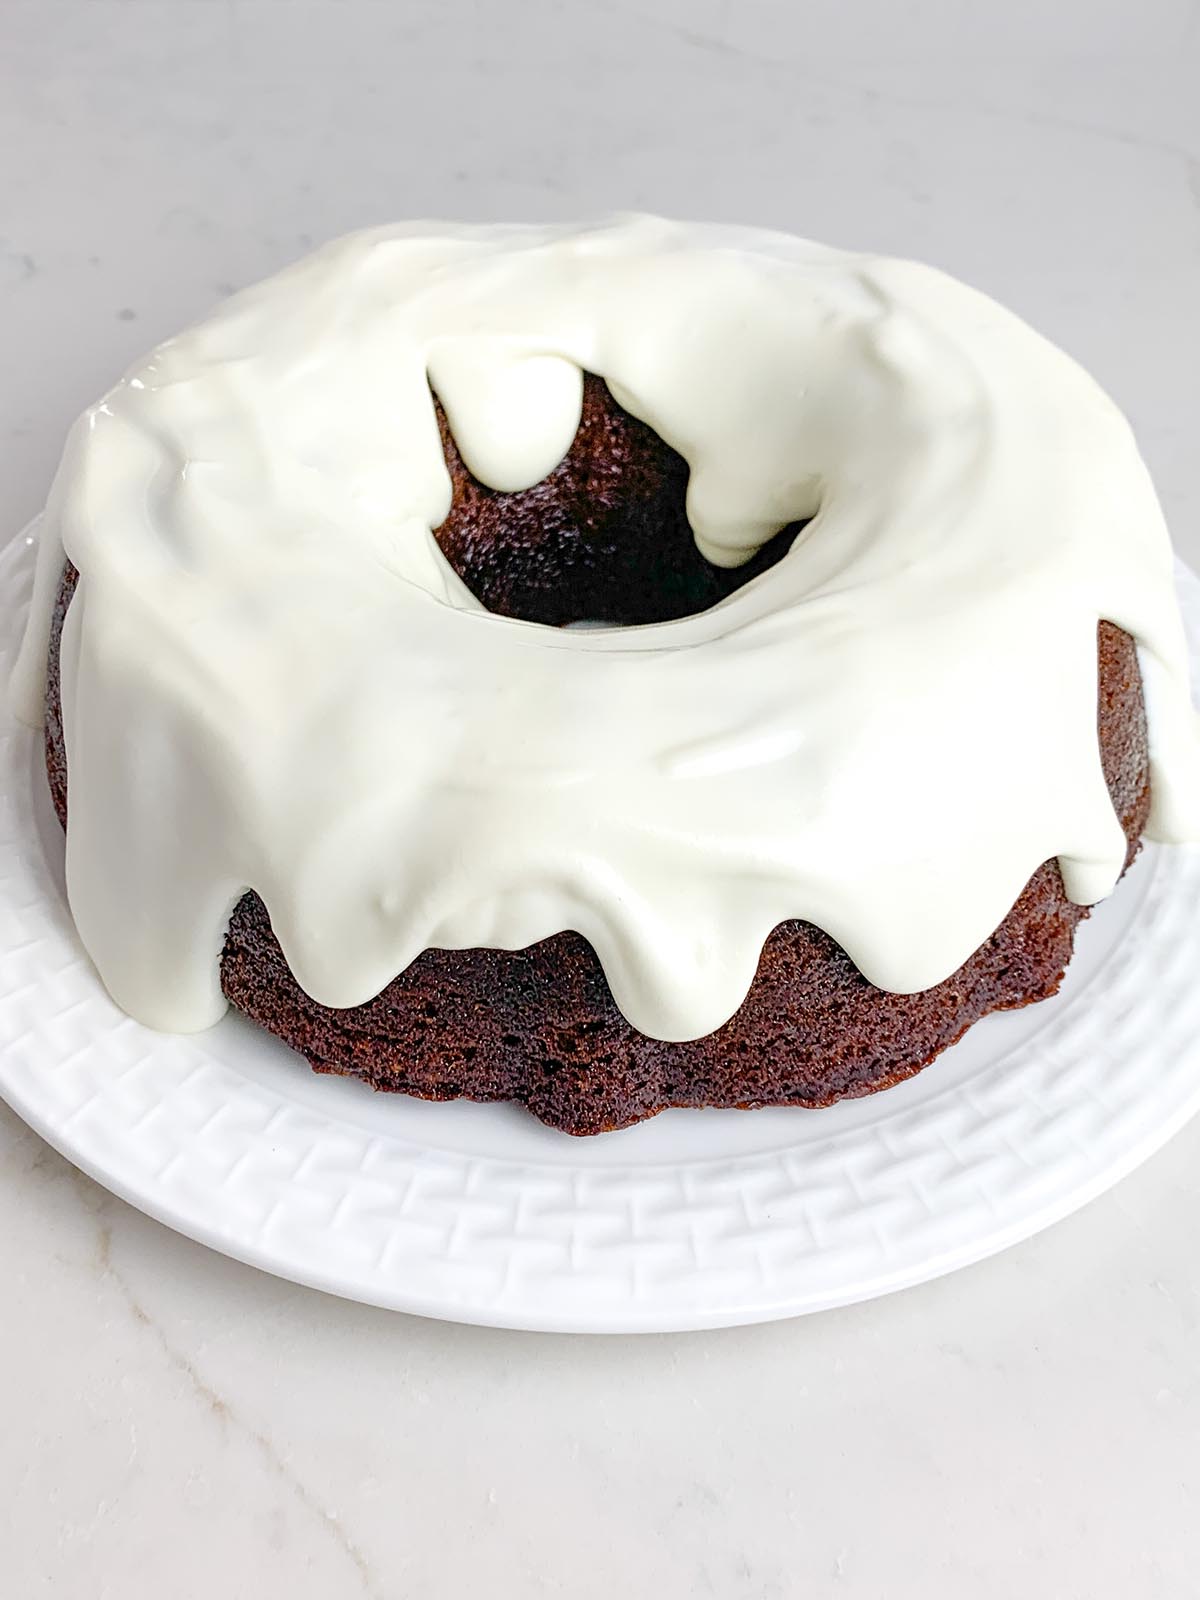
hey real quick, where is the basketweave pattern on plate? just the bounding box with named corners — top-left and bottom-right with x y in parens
top-left (1, 526), bottom-right (1199, 1332)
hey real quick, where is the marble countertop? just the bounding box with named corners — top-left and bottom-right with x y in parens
top-left (2, 2), bottom-right (1199, 1594)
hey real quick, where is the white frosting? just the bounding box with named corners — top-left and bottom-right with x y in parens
top-left (9, 216), bottom-right (1200, 1041)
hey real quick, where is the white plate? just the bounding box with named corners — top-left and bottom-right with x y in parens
top-left (2, 527), bottom-right (1199, 1333)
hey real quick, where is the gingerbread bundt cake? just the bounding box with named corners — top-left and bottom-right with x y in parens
top-left (13, 218), bottom-right (1200, 1133)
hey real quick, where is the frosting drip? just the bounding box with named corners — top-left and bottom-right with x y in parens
top-left (9, 216), bottom-right (1200, 1041)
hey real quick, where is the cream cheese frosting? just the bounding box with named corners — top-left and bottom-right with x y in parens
top-left (9, 215), bottom-right (1200, 1041)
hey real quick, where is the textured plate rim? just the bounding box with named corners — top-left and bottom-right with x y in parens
top-left (1, 524), bottom-right (1199, 1333)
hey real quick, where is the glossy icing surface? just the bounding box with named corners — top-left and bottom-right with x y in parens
top-left (9, 217), bottom-right (1200, 1039)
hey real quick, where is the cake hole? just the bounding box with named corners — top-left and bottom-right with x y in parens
top-left (432, 374), bottom-right (803, 627)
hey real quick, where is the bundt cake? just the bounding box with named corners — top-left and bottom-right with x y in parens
top-left (12, 217), bottom-right (1200, 1134)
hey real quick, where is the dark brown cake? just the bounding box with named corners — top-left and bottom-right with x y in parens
top-left (45, 377), bottom-right (1151, 1136)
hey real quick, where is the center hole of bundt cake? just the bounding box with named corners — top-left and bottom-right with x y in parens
top-left (431, 374), bottom-right (800, 627)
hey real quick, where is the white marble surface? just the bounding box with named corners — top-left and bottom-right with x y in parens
top-left (2, 1), bottom-right (1199, 1593)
